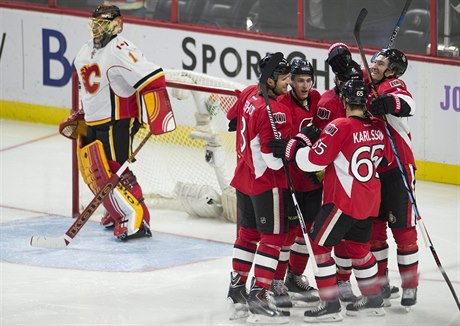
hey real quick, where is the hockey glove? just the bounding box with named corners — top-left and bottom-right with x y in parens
top-left (59, 109), bottom-right (87, 140)
top-left (369, 94), bottom-right (400, 116)
top-left (300, 124), bottom-right (322, 144)
top-left (326, 44), bottom-right (352, 74)
top-left (228, 117), bottom-right (237, 132)
top-left (268, 137), bottom-right (307, 162)
top-left (268, 138), bottom-right (289, 159)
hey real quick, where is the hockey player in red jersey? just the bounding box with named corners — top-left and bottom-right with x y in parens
top-left (269, 58), bottom-right (321, 309)
top-left (62, 5), bottom-right (169, 241)
top-left (367, 48), bottom-right (419, 308)
top-left (226, 53), bottom-right (292, 324)
top-left (316, 50), bottom-right (365, 303)
top-left (270, 79), bottom-right (394, 321)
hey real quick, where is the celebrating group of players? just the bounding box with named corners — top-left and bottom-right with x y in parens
top-left (225, 44), bottom-right (419, 324)
top-left (60, 3), bottom-right (419, 323)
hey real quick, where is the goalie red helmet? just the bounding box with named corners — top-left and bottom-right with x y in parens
top-left (371, 48), bottom-right (408, 77)
top-left (341, 79), bottom-right (369, 106)
top-left (90, 5), bottom-right (123, 49)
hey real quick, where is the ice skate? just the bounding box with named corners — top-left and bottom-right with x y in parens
top-left (115, 220), bottom-right (152, 241)
top-left (284, 269), bottom-right (319, 307)
top-left (270, 280), bottom-right (292, 311)
top-left (226, 272), bottom-right (249, 320)
top-left (401, 288), bottom-right (417, 312)
top-left (246, 278), bottom-right (289, 324)
top-left (381, 283), bottom-right (400, 307)
top-left (346, 294), bottom-right (385, 317)
top-left (338, 280), bottom-right (359, 303)
top-left (304, 298), bottom-right (343, 323)
top-left (100, 211), bottom-right (115, 228)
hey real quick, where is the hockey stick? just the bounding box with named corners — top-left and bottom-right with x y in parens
top-left (260, 52), bottom-right (318, 273)
top-left (388, 0), bottom-right (412, 48)
top-left (354, 8), bottom-right (460, 311)
top-left (30, 132), bottom-right (153, 249)
top-left (166, 80), bottom-right (241, 97)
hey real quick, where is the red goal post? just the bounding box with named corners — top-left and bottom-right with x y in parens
top-left (71, 69), bottom-right (247, 223)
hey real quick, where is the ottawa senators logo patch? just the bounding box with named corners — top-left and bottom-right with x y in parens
top-left (325, 123), bottom-right (338, 136)
top-left (273, 112), bottom-right (287, 124)
top-left (317, 107), bottom-right (331, 120)
top-left (389, 80), bottom-right (403, 88)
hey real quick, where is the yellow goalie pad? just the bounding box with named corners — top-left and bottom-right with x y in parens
top-left (77, 137), bottom-right (111, 194)
top-left (77, 138), bottom-right (144, 232)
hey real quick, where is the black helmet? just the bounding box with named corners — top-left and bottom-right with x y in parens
top-left (290, 59), bottom-right (314, 76)
top-left (258, 53), bottom-right (290, 81)
top-left (341, 79), bottom-right (369, 106)
top-left (371, 48), bottom-right (408, 77)
top-left (336, 60), bottom-right (363, 82)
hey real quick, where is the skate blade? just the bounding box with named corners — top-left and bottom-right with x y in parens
top-left (346, 307), bottom-right (386, 317)
top-left (247, 313), bottom-right (290, 324)
top-left (304, 312), bottom-right (343, 323)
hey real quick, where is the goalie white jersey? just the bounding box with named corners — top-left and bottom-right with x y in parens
top-left (74, 35), bottom-right (164, 125)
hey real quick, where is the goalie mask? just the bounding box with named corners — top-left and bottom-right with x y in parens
top-left (90, 4), bottom-right (123, 49)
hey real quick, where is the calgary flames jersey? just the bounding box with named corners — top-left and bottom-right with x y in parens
top-left (74, 35), bottom-right (164, 125)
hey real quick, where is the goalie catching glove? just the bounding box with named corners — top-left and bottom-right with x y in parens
top-left (59, 109), bottom-right (87, 140)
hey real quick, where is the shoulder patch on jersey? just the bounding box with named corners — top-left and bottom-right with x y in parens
top-left (273, 112), bottom-right (287, 124)
top-left (389, 80), bottom-right (403, 87)
top-left (325, 123), bottom-right (338, 136)
top-left (317, 107), bottom-right (331, 120)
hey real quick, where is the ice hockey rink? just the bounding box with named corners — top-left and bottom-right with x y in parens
top-left (1, 118), bottom-right (459, 326)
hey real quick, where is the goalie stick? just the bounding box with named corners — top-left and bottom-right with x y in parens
top-left (259, 52), bottom-right (318, 273)
top-left (30, 132), bottom-right (153, 249)
top-left (354, 8), bottom-right (460, 311)
top-left (166, 80), bottom-right (241, 97)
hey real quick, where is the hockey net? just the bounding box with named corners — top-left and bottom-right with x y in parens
top-left (71, 69), bottom-right (246, 223)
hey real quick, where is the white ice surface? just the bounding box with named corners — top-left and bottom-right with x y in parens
top-left (1, 119), bottom-right (459, 325)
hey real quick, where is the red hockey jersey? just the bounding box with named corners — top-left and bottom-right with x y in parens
top-left (314, 87), bottom-right (345, 130)
top-left (295, 116), bottom-right (394, 219)
top-left (367, 77), bottom-right (416, 172)
top-left (230, 91), bottom-right (292, 195)
top-left (279, 90), bottom-right (322, 192)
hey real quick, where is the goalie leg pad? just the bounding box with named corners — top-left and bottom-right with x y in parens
top-left (77, 139), bottom-right (149, 235)
top-left (77, 138), bottom-right (111, 195)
